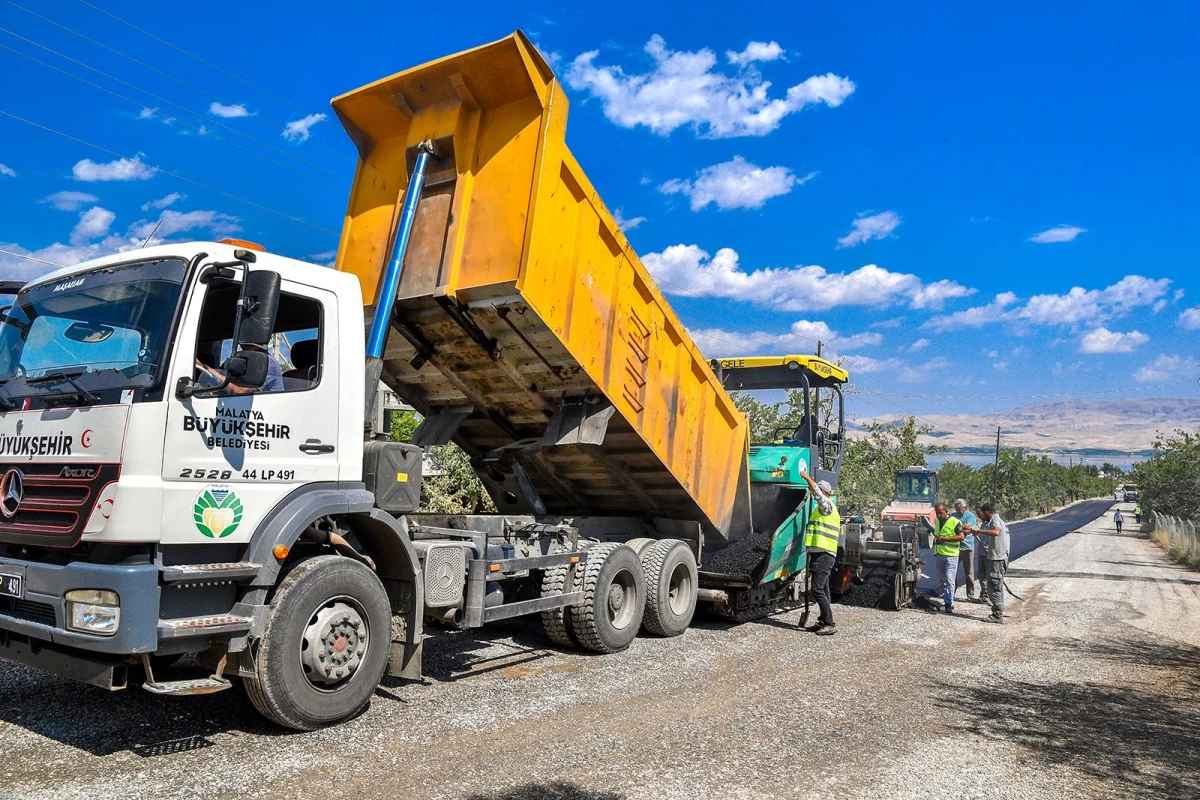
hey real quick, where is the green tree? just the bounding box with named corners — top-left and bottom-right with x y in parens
top-left (390, 410), bottom-right (494, 514)
top-left (838, 416), bottom-right (944, 521)
top-left (1132, 430), bottom-right (1200, 520)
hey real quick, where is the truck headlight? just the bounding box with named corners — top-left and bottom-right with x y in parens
top-left (65, 589), bottom-right (120, 636)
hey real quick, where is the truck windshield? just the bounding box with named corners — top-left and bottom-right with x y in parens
top-left (0, 258), bottom-right (186, 398)
top-left (895, 473), bottom-right (934, 501)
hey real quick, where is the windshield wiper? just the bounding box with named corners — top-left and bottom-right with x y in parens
top-left (0, 379), bottom-right (13, 412)
top-left (26, 368), bottom-right (100, 406)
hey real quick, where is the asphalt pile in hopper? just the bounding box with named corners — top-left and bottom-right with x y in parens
top-left (700, 529), bottom-right (772, 576)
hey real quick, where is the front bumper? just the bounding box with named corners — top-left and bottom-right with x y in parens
top-left (0, 556), bottom-right (159, 654)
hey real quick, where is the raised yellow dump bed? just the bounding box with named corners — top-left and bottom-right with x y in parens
top-left (333, 32), bottom-right (749, 537)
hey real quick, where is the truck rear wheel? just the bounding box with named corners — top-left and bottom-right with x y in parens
top-left (570, 543), bottom-right (645, 654)
top-left (540, 563), bottom-right (579, 648)
top-left (640, 539), bottom-right (697, 637)
top-left (244, 555), bottom-right (391, 731)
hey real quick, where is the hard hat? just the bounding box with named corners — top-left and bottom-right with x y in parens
top-left (817, 480), bottom-right (833, 493)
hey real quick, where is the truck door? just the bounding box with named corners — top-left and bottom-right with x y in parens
top-left (161, 273), bottom-right (340, 545)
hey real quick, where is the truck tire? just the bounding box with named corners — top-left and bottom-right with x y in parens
top-left (244, 555), bottom-right (391, 731)
top-left (570, 543), bottom-right (645, 654)
top-left (540, 563), bottom-right (579, 648)
top-left (640, 539), bottom-right (697, 637)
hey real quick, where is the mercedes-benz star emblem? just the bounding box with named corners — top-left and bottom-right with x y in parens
top-left (0, 469), bottom-right (24, 519)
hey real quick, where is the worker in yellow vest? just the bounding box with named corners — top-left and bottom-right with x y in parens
top-left (932, 502), bottom-right (965, 614)
top-left (800, 467), bottom-right (841, 636)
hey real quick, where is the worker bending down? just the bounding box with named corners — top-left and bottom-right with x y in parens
top-left (800, 467), bottom-right (840, 636)
top-left (930, 503), bottom-right (965, 614)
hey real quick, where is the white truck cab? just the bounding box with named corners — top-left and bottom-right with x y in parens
top-left (0, 241), bottom-right (435, 728)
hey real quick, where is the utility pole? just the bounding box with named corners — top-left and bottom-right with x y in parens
top-left (993, 425), bottom-right (1001, 505)
top-left (816, 340), bottom-right (823, 357)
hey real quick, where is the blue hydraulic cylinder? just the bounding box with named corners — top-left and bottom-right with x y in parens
top-left (365, 142), bottom-right (435, 359)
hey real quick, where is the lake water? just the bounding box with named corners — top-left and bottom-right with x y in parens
top-left (928, 452), bottom-right (1140, 471)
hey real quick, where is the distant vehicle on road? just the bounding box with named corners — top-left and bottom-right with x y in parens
top-left (1122, 483), bottom-right (1139, 501)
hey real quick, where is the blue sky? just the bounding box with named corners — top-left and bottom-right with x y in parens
top-left (1, 0), bottom-right (1197, 420)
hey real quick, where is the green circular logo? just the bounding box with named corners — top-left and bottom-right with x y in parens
top-left (193, 485), bottom-right (244, 539)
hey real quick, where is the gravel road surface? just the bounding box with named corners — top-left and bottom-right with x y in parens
top-left (1, 500), bottom-right (1196, 799)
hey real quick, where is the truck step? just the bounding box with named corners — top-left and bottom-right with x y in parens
top-left (157, 614), bottom-right (253, 639)
top-left (142, 676), bottom-right (233, 696)
top-left (161, 562), bottom-right (262, 583)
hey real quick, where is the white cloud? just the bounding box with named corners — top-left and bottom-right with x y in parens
top-left (689, 319), bottom-right (880, 357)
top-left (908, 279), bottom-right (976, 310)
top-left (282, 113), bottom-right (326, 142)
top-left (642, 243), bottom-right (975, 312)
top-left (1179, 307), bottom-right (1200, 330)
top-left (0, 163), bottom-right (15, 178)
top-left (138, 107), bottom-right (156, 119)
top-left (1028, 225), bottom-right (1086, 244)
top-left (564, 35), bottom-right (854, 138)
top-left (72, 155), bottom-right (154, 182)
top-left (1078, 327), bottom-right (1148, 354)
top-left (1152, 299), bottom-right (1168, 313)
top-left (141, 192), bottom-right (185, 211)
top-left (659, 156), bottom-right (811, 211)
top-left (70, 207), bottom-right (116, 245)
top-left (209, 102), bottom-right (249, 118)
top-left (128, 209), bottom-right (240, 240)
top-left (837, 210), bottom-right (901, 248)
top-left (842, 355), bottom-right (947, 383)
top-left (1134, 354), bottom-right (1185, 383)
top-left (42, 191), bottom-right (99, 211)
top-left (726, 41), bottom-right (785, 67)
top-left (0, 206), bottom-right (244, 282)
top-left (924, 277), bottom-right (1171, 333)
top-left (1173, 288), bottom-right (1185, 302)
top-left (612, 209), bottom-right (646, 231)
top-left (993, 361), bottom-right (1009, 372)
top-left (908, 338), bottom-right (929, 352)
top-left (986, 350), bottom-right (1000, 359)
top-left (308, 250), bottom-right (337, 267)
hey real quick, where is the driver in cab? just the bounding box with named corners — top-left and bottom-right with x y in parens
top-left (194, 343), bottom-right (284, 394)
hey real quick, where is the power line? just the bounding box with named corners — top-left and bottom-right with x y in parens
top-left (77, 0), bottom-right (324, 118)
top-left (0, 109), bottom-right (338, 234)
top-left (0, 38), bottom-right (348, 190)
top-left (867, 378), bottom-right (1198, 401)
top-left (0, 26), bottom-right (348, 182)
top-left (3, 0), bottom-right (353, 162)
top-left (653, 275), bottom-right (948, 427)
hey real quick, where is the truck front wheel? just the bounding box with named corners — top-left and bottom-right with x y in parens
top-left (244, 555), bottom-right (391, 730)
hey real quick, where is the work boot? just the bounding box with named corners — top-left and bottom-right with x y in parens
top-left (815, 623), bottom-right (837, 636)
top-left (805, 623), bottom-right (826, 633)
top-left (945, 605), bottom-right (954, 615)
top-left (987, 613), bottom-right (1004, 624)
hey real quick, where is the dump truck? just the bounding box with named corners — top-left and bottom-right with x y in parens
top-left (0, 32), bottom-right (854, 730)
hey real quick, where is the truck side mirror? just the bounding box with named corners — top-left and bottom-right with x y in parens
top-left (225, 348), bottom-right (269, 389)
top-left (237, 270), bottom-right (281, 347)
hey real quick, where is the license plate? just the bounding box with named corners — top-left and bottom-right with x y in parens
top-left (0, 572), bottom-right (23, 600)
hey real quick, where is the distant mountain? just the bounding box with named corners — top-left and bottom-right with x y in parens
top-left (858, 397), bottom-right (1200, 455)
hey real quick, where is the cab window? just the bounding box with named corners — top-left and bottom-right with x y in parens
top-left (193, 279), bottom-right (322, 394)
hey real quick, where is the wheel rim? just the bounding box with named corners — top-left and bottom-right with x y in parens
top-left (666, 561), bottom-right (693, 616)
top-left (299, 595), bottom-right (370, 692)
top-left (607, 568), bottom-right (638, 631)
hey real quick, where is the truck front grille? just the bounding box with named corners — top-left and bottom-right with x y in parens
top-left (0, 463), bottom-right (120, 548)
top-left (0, 597), bottom-right (57, 626)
